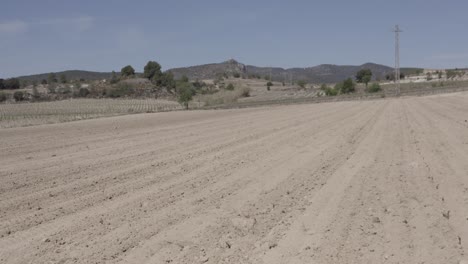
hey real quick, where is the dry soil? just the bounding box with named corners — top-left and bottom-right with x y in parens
top-left (1, 92), bottom-right (468, 263)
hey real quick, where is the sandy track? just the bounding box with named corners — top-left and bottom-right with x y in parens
top-left (1, 93), bottom-right (467, 263)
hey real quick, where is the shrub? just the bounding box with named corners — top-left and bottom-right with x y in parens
top-left (0, 92), bottom-right (7, 102)
top-left (266, 81), bottom-right (273, 91)
top-left (226, 83), bottom-right (235, 90)
top-left (340, 78), bottom-right (355, 94)
top-left (180, 75), bottom-right (189, 83)
top-left (159, 72), bottom-right (176, 91)
top-left (214, 75), bottom-right (224, 85)
top-left (320, 84), bottom-right (328, 90)
top-left (199, 87), bottom-right (249, 106)
top-left (367, 83), bottom-right (381, 93)
top-left (32, 87), bottom-right (40, 99)
top-left (60, 74), bottom-right (67, 84)
top-left (233, 72), bottom-right (241, 78)
top-left (110, 71), bottom-right (119, 84)
top-left (107, 83), bottom-right (134, 98)
top-left (79, 88), bottom-right (90, 97)
top-left (325, 88), bottom-right (338, 96)
top-left (334, 82), bottom-right (343, 92)
top-left (13, 91), bottom-right (24, 102)
top-left (48, 73), bottom-right (57, 84)
top-left (297, 80), bottom-right (307, 88)
top-left (48, 83), bottom-right (56, 94)
top-left (57, 86), bottom-right (72, 94)
top-left (426, 72), bottom-right (433, 81)
top-left (446, 69), bottom-right (463, 79)
top-left (4, 78), bottom-right (20, 89)
top-left (240, 87), bottom-right (250, 97)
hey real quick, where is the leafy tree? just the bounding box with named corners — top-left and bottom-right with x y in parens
top-left (356, 69), bottom-right (372, 87)
top-left (297, 80), bottom-right (307, 88)
top-left (48, 73), bottom-right (57, 84)
top-left (177, 84), bottom-right (193, 110)
top-left (233, 72), bottom-right (241, 78)
top-left (160, 72), bottom-right (176, 91)
top-left (226, 83), bottom-right (235, 90)
top-left (367, 83), bottom-right (381, 93)
top-left (0, 79), bottom-right (4, 90)
top-left (13, 91), bottom-right (24, 102)
top-left (143, 61), bottom-right (162, 80)
top-left (266, 81), bottom-right (273, 91)
top-left (41, 79), bottom-right (47, 85)
top-left (121, 65), bottom-right (135, 77)
top-left (60, 74), bottom-right (67, 83)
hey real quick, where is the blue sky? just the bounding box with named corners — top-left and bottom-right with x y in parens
top-left (1, 0), bottom-right (468, 78)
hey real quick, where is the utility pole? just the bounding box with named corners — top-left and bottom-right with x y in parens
top-left (393, 25), bottom-right (402, 96)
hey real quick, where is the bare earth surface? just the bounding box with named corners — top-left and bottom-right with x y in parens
top-left (1, 92), bottom-right (468, 264)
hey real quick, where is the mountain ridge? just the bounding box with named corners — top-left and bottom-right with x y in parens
top-left (167, 59), bottom-right (395, 83)
top-left (12, 60), bottom-right (415, 84)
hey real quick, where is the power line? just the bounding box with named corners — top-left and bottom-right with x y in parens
top-left (393, 25), bottom-right (403, 96)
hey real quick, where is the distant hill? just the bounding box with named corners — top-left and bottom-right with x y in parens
top-left (16, 70), bottom-right (115, 82)
top-left (168, 59), bottom-right (396, 83)
top-left (14, 60), bottom-right (422, 84)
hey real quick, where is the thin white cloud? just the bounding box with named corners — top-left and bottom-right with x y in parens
top-left (0, 16), bottom-right (95, 35)
top-left (74, 16), bottom-right (94, 32)
top-left (116, 27), bottom-right (149, 50)
top-left (37, 16), bottom-right (95, 32)
top-left (0, 20), bottom-right (28, 34)
top-left (429, 53), bottom-right (468, 60)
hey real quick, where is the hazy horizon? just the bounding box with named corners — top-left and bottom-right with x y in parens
top-left (1, 0), bottom-right (468, 78)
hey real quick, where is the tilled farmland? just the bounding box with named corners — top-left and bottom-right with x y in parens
top-left (1, 93), bottom-right (468, 264)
